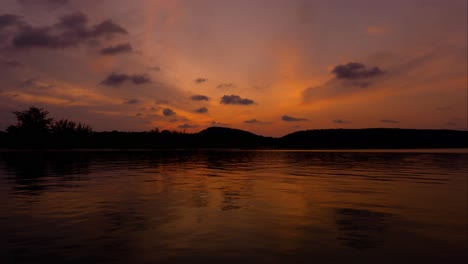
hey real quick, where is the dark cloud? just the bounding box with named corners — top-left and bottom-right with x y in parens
top-left (282, 115), bottom-right (308, 122)
top-left (194, 107), bottom-right (208, 113)
top-left (332, 62), bottom-right (384, 80)
top-left (244, 119), bottom-right (263, 124)
top-left (123, 98), bottom-right (139, 104)
top-left (11, 12), bottom-right (127, 49)
top-left (162, 108), bottom-right (175, 116)
top-left (57, 12), bottom-right (87, 29)
top-left (194, 78), bottom-right (207, 84)
top-left (13, 27), bottom-right (60, 49)
top-left (380, 119), bottom-right (400, 124)
top-left (0, 14), bottom-right (20, 30)
top-left (100, 73), bottom-right (128, 86)
top-left (216, 83), bottom-right (236, 89)
top-left (17, 0), bottom-right (69, 6)
top-left (220, 94), bottom-right (255, 105)
top-left (100, 73), bottom-right (151, 86)
top-left (303, 62), bottom-right (385, 103)
top-left (130, 74), bottom-right (151, 84)
top-left (178, 123), bottom-right (198, 129)
top-left (91, 20), bottom-right (127, 36)
top-left (100, 43), bottom-right (132, 55)
top-left (333, 119), bottom-right (351, 124)
top-left (191, 94), bottom-right (209, 101)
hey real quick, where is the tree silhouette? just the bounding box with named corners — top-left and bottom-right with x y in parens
top-left (51, 119), bottom-right (76, 135)
top-left (7, 107), bottom-right (53, 136)
top-left (51, 119), bottom-right (92, 135)
top-left (75, 122), bottom-right (93, 135)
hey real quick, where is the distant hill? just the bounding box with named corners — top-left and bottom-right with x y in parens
top-left (196, 127), bottom-right (273, 148)
top-left (280, 128), bottom-right (468, 149)
top-left (0, 127), bottom-right (467, 149)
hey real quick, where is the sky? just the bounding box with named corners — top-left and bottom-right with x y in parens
top-left (0, 0), bottom-right (466, 137)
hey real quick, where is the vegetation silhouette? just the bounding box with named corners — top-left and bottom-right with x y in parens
top-left (6, 107), bottom-right (53, 136)
top-left (1, 107), bottom-right (467, 149)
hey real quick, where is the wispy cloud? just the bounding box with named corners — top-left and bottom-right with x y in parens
top-left (178, 123), bottom-right (198, 129)
top-left (18, 0), bottom-right (70, 7)
top-left (282, 115), bottom-right (308, 122)
top-left (333, 119), bottom-right (351, 124)
top-left (100, 43), bottom-right (132, 55)
top-left (123, 98), bottom-right (139, 104)
top-left (216, 83), bottom-right (236, 89)
top-left (244, 119), bottom-right (267, 124)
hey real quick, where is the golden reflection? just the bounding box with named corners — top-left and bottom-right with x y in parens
top-left (1, 150), bottom-right (466, 263)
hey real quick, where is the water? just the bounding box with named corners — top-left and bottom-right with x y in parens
top-left (0, 150), bottom-right (466, 263)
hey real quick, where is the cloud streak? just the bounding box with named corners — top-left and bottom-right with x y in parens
top-left (333, 119), bottom-right (351, 124)
top-left (123, 98), bottom-right (139, 104)
top-left (282, 115), bottom-right (308, 122)
top-left (178, 123), bottom-right (198, 129)
top-left (100, 43), bottom-right (132, 55)
top-left (100, 73), bottom-right (151, 86)
top-left (244, 119), bottom-right (267, 124)
top-left (18, 0), bottom-right (69, 6)
top-left (216, 83), bottom-right (236, 89)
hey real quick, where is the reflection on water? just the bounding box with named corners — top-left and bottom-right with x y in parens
top-left (335, 208), bottom-right (389, 250)
top-left (0, 150), bottom-right (467, 263)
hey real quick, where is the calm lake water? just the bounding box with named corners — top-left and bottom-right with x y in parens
top-left (0, 150), bottom-right (467, 263)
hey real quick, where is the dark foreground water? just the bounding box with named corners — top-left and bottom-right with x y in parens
top-left (0, 150), bottom-right (467, 264)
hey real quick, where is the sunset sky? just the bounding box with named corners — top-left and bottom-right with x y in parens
top-left (0, 0), bottom-right (466, 136)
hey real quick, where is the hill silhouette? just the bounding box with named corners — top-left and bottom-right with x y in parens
top-left (1, 126), bottom-right (467, 149)
top-left (279, 128), bottom-right (468, 149)
top-left (3, 107), bottom-right (466, 149)
top-left (195, 127), bottom-right (273, 148)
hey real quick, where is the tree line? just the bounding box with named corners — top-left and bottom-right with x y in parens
top-left (1, 107), bottom-right (199, 148)
top-left (1, 106), bottom-right (467, 149)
